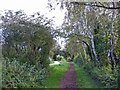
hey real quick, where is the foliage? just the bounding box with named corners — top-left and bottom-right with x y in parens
top-left (74, 60), bottom-right (118, 88)
top-left (1, 1), bottom-right (120, 88)
top-left (57, 1), bottom-right (120, 88)
top-left (55, 55), bottom-right (66, 61)
top-left (1, 10), bottom-right (55, 68)
top-left (74, 56), bottom-right (84, 66)
top-left (50, 61), bottom-right (54, 64)
top-left (53, 50), bottom-right (71, 61)
top-left (2, 58), bottom-right (50, 88)
top-left (73, 62), bottom-right (100, 88)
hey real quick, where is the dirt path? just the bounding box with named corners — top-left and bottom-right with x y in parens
top-left (59, 61), bottom-right (78, 88)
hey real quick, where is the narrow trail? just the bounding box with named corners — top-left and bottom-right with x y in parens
top-left (59, 61), bottom-right (78, 88)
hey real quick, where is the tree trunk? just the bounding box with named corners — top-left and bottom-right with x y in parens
top-left (118, 50), bottom-right (120, 88)
top-left (113, 52), bottom-right (119, 66)
top-left (71, 55), bottom-right (74, 60)
top-left (82, 41), bottom-right (93, 61)
top-left (91, 35), bottom-right (99, 63)
top-left (82, 44), bottom-right (87, 64)
top-left (83, 10), bottom-right (99, 63)
top-left (80, 53), bottom-right (84, 64)
top-left (117, 1), bottom-right (120, 88)
top-left (110, 8), bottom-right (116, 73)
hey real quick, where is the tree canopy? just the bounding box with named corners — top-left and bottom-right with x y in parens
top-left (1, 10), bottom-right (55, 67)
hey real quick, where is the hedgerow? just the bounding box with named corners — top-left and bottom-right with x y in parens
top-left (2, 58), bottom-right (50, 88)
top-left (74, 57), bottom-right (118, 88)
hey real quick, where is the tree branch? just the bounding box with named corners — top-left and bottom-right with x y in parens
top-left (84, 3), bottom-right (120, 9)
top-left (72, 2), bottom-right (120, 9)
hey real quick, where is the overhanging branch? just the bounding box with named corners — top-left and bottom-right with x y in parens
top-left (71, 2), bottom-right (120, 9)
top-left (85, 4), bottom-right (120, 9)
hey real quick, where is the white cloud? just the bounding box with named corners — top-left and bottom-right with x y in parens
top-left (0, 0), bottom-right (47, 12)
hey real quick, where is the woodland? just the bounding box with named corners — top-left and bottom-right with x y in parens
top-left (0, 1), bottom-right (120, 88)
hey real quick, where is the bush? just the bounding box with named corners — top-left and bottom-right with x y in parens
top-left (1, 10), bottom-right (54, 68)
top-left (74, 60), bottom-right (118, 88)
top-left (87, 65), bottom-right (117, 88)
top-left (74, 56), bottom-right (83, 66)
top-left (55, 55), bottom-right (65, 61)
top-left (2, 58), bottom-right (49, 88)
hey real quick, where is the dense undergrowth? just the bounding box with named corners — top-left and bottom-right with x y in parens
top-left (2, 58), bottom-right (50, 88)
top-left (74, 58), bottom-right (118, 88)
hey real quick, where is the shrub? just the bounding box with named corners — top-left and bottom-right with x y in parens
top-left (56, 55), bottom-right (65, 61)
top-left (1, 10), bottom-right (54, 68)
top-left (74, 60), bottom-right (118, 88)
top-left (2, 58), bottom-right (49, 88)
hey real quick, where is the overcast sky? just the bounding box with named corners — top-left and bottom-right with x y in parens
top-left (0, 0), bottom-right (66, 49)
top-left (0, 0), bottom-right (66, 27)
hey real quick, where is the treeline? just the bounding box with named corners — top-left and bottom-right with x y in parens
top-left (59, 1), bottom-right (120, 88)
top-left (1, 10), bottom-right (55, 88)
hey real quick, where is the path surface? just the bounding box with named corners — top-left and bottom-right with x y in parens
top-left (49, 61), bottom-right (60, 66)
top-left (59, 61), bottom-right (78, 88)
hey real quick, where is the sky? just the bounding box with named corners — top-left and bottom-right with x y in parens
top-left (0, 0), bottom-right (66, 49)
top-left (0, 0), bottom-right (66, 27)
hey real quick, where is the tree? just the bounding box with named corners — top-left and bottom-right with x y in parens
top-left (1, 10), bottom-right (55, 68)
top-left (48, 0), bottom-right (120, 87)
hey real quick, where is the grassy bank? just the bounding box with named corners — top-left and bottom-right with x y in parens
top-left (73, 62), bottom-right (100, 88)
top-left (41, 61), bottom-right (70, 88)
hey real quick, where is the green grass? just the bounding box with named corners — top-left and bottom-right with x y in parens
top-left (41, 61), bottom-right (70, 88)
top-left (73, 62), bottom-right (99, 88)
top-left (50, 61), bottom-right (54, 64)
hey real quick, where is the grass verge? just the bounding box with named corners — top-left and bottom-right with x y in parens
top-left (73, 62), bottom-right (100, 88)
top-left (41, 61), bottom-right (70, 88)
